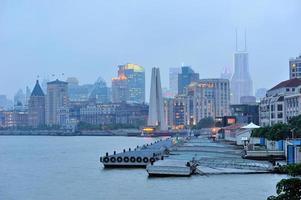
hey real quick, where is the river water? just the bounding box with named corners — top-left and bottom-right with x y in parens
top-left (0, 136), bottom-right (286, 200)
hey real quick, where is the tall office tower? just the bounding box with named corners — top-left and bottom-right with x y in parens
top-left (111, 74), bottom-right (129, 103)
top-left (289, 54), bottom-right (301, 79)
top-left (220, 66), bottom-right (232, 80)
top-left (148, 68), bottom-right (167, 130)
top-left (178, 66), bottom-right (199, 94)
top-left (230, 31), bottom-right (253, 104)
top-left (169, 67), bottom-right (180, 96)
top-left (45, 79), bottom-right (69, 126)
top-left (89, 77), bottom-right (110, 103)
top-left (117, 63), bottom-right (145, 103)
top-left (28, 80), bottom-right (45, 128)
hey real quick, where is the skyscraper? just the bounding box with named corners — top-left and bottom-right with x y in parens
top-left (220, 66), bottom-right (232, 80)
top-left (45, 79), bottom-right (69, 126)
top-left (148, 68), bottom-right (167, 130)
top-left (230, 31), bottom-right (253, 104)
top-left (28, 80), bottom-right (45, 128)
top-left (169, 67), bottom-right (180, 96)
top-left (289, 54), bottom-right (301, 79)
top-left (121, 63), bottom-right (145, 103)
top-left (178, 66), bottom-right (199, 94)
top-left (112, 63), bottom-right (145, 103)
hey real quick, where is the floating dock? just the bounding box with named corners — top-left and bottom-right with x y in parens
top-left (100, 138), bottom-right (181, 168)
top-left (146, 160), bottom-right (198, 177)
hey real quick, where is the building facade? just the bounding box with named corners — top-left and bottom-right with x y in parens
top-left (289, 55), bottom-right (301, 79)
top-left (28, 80), bottom-right (45, 128)
top-left (178, 66), bottom-right (199, 95)
top-left (45, 79), bottom-right (69, 126)
top-left (231, 51), bottom-right (253, 104)
top-left (230, 104), bottom-right (259, 125)
top-left (185, 79), bottom-right (231, 126)
top-left (259, 78), bottom-right (301, 126)
top-left (112, 63), bottom-right (145, 103)
top-left (169, 67), bottom-right (180, 97)
top-left (111, 74), bottom-right (128, 103)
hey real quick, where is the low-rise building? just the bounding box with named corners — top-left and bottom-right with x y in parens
top-left (259, 78), bottom-right (301, 126)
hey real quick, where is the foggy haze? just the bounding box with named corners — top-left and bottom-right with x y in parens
top-left (0, 0), bottom-right (300, 99)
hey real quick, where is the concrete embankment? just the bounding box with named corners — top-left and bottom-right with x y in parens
top-left (0, 129), bottom-right (141, 136)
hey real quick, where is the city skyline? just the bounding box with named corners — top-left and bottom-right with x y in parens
top-left (1, 1), bottom-right (301, 99)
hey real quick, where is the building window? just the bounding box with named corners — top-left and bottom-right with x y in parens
top-left (277, 113), bottom-right (283, 118)
top-left (277, 104), bottom-right (283, 111)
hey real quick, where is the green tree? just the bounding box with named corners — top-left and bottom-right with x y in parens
top-left (267, 178), bottom-right (301, 200)
top-left (193, 117), bottom-right (215, 129)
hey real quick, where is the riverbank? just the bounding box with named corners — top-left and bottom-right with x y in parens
top-left (0, 129), bottom-right (141, 136)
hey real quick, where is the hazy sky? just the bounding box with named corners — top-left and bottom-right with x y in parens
top-left (0, 0), bottom-right (301, 99)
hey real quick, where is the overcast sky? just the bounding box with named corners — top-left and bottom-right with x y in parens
top-left (0, 0), bottom-right (301, 99)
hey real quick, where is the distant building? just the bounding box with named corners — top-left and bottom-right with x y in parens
top-left (3, 110), bottom-right (28, 128)
top-left (231, 51), bottom-right (253, 104)
top-left (25, 86), bottom-right (31, 107)
top-left (112, 73), bottom-right (128, 103)
top-left (80, 102), bottom-right (148, 127)
top-left (45, 79), bottom-right (69, 126)
top-left (230, 104), bottom-right (259, 125)
top-left (185, 79), bottom-right (231, 125)
top-left (80, 103), bottom-right (118, 126)
top-left (0, 95), bottom-right (12, 110)
top-left (115, 102), bottom-right (148, 126)
top-left (169, 67), bottom-right (180, 96)
top-left (178, 66), bottom-right (199, 95)
top-left (220, 66), bottom-right (232, 80)
top-left (289, 55), bottom-right (301, 79)
top-left (163, 98), bottom-right (174, 128)
top-left (255, 88), bottom-right (267, 102)
top-left (172, 95), bottom-right (187, 128)
top-left (148, 68), bottom-right (167, 130)
top-left (259, 78), bottom-right (301, 126)
top-left (89, 77), bottom-right (110, 103)
top-left (240, 96), bottom-right (256, 105)
top-left (28, 80), bottom-right (45, 128)
top-left (14, 89), bottom-right (25, 108)
top-left (67, 77), bottom-right (94, 102)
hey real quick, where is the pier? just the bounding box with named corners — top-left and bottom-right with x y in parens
top-left (99, 138), bottom-right (182, 168)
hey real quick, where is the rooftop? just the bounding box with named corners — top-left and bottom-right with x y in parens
top-left (268, 78), bottom-right (301, 91)
top-left (47, 79), bottom-right (68, 85)
top-left (31, 80), bottom-right (45, 96)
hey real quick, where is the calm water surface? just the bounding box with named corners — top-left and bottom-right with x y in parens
top-left (0, 136), bottom-right (286, 200)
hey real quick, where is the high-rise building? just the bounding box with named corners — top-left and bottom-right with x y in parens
top-left (45, 79), bottom-right (69, 126)
top-left (119, 63), bottom-right (145, 103)
top-left (289, 55), bottom-right (301, 79)
top-left (28, 80), bottom-right (45, 128)
top-left (231, 52), bottom-right (253, 104)
top-left (112, 74), bottom-right (128, 103)
top-left (111, 63), bottom-right (145, 103)
top-left (178, 66), bottom-right (199, 94)
top-left (148, 68), bottom-right (167, 130)
top-left (169, 67), bottom-right (180, 96)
